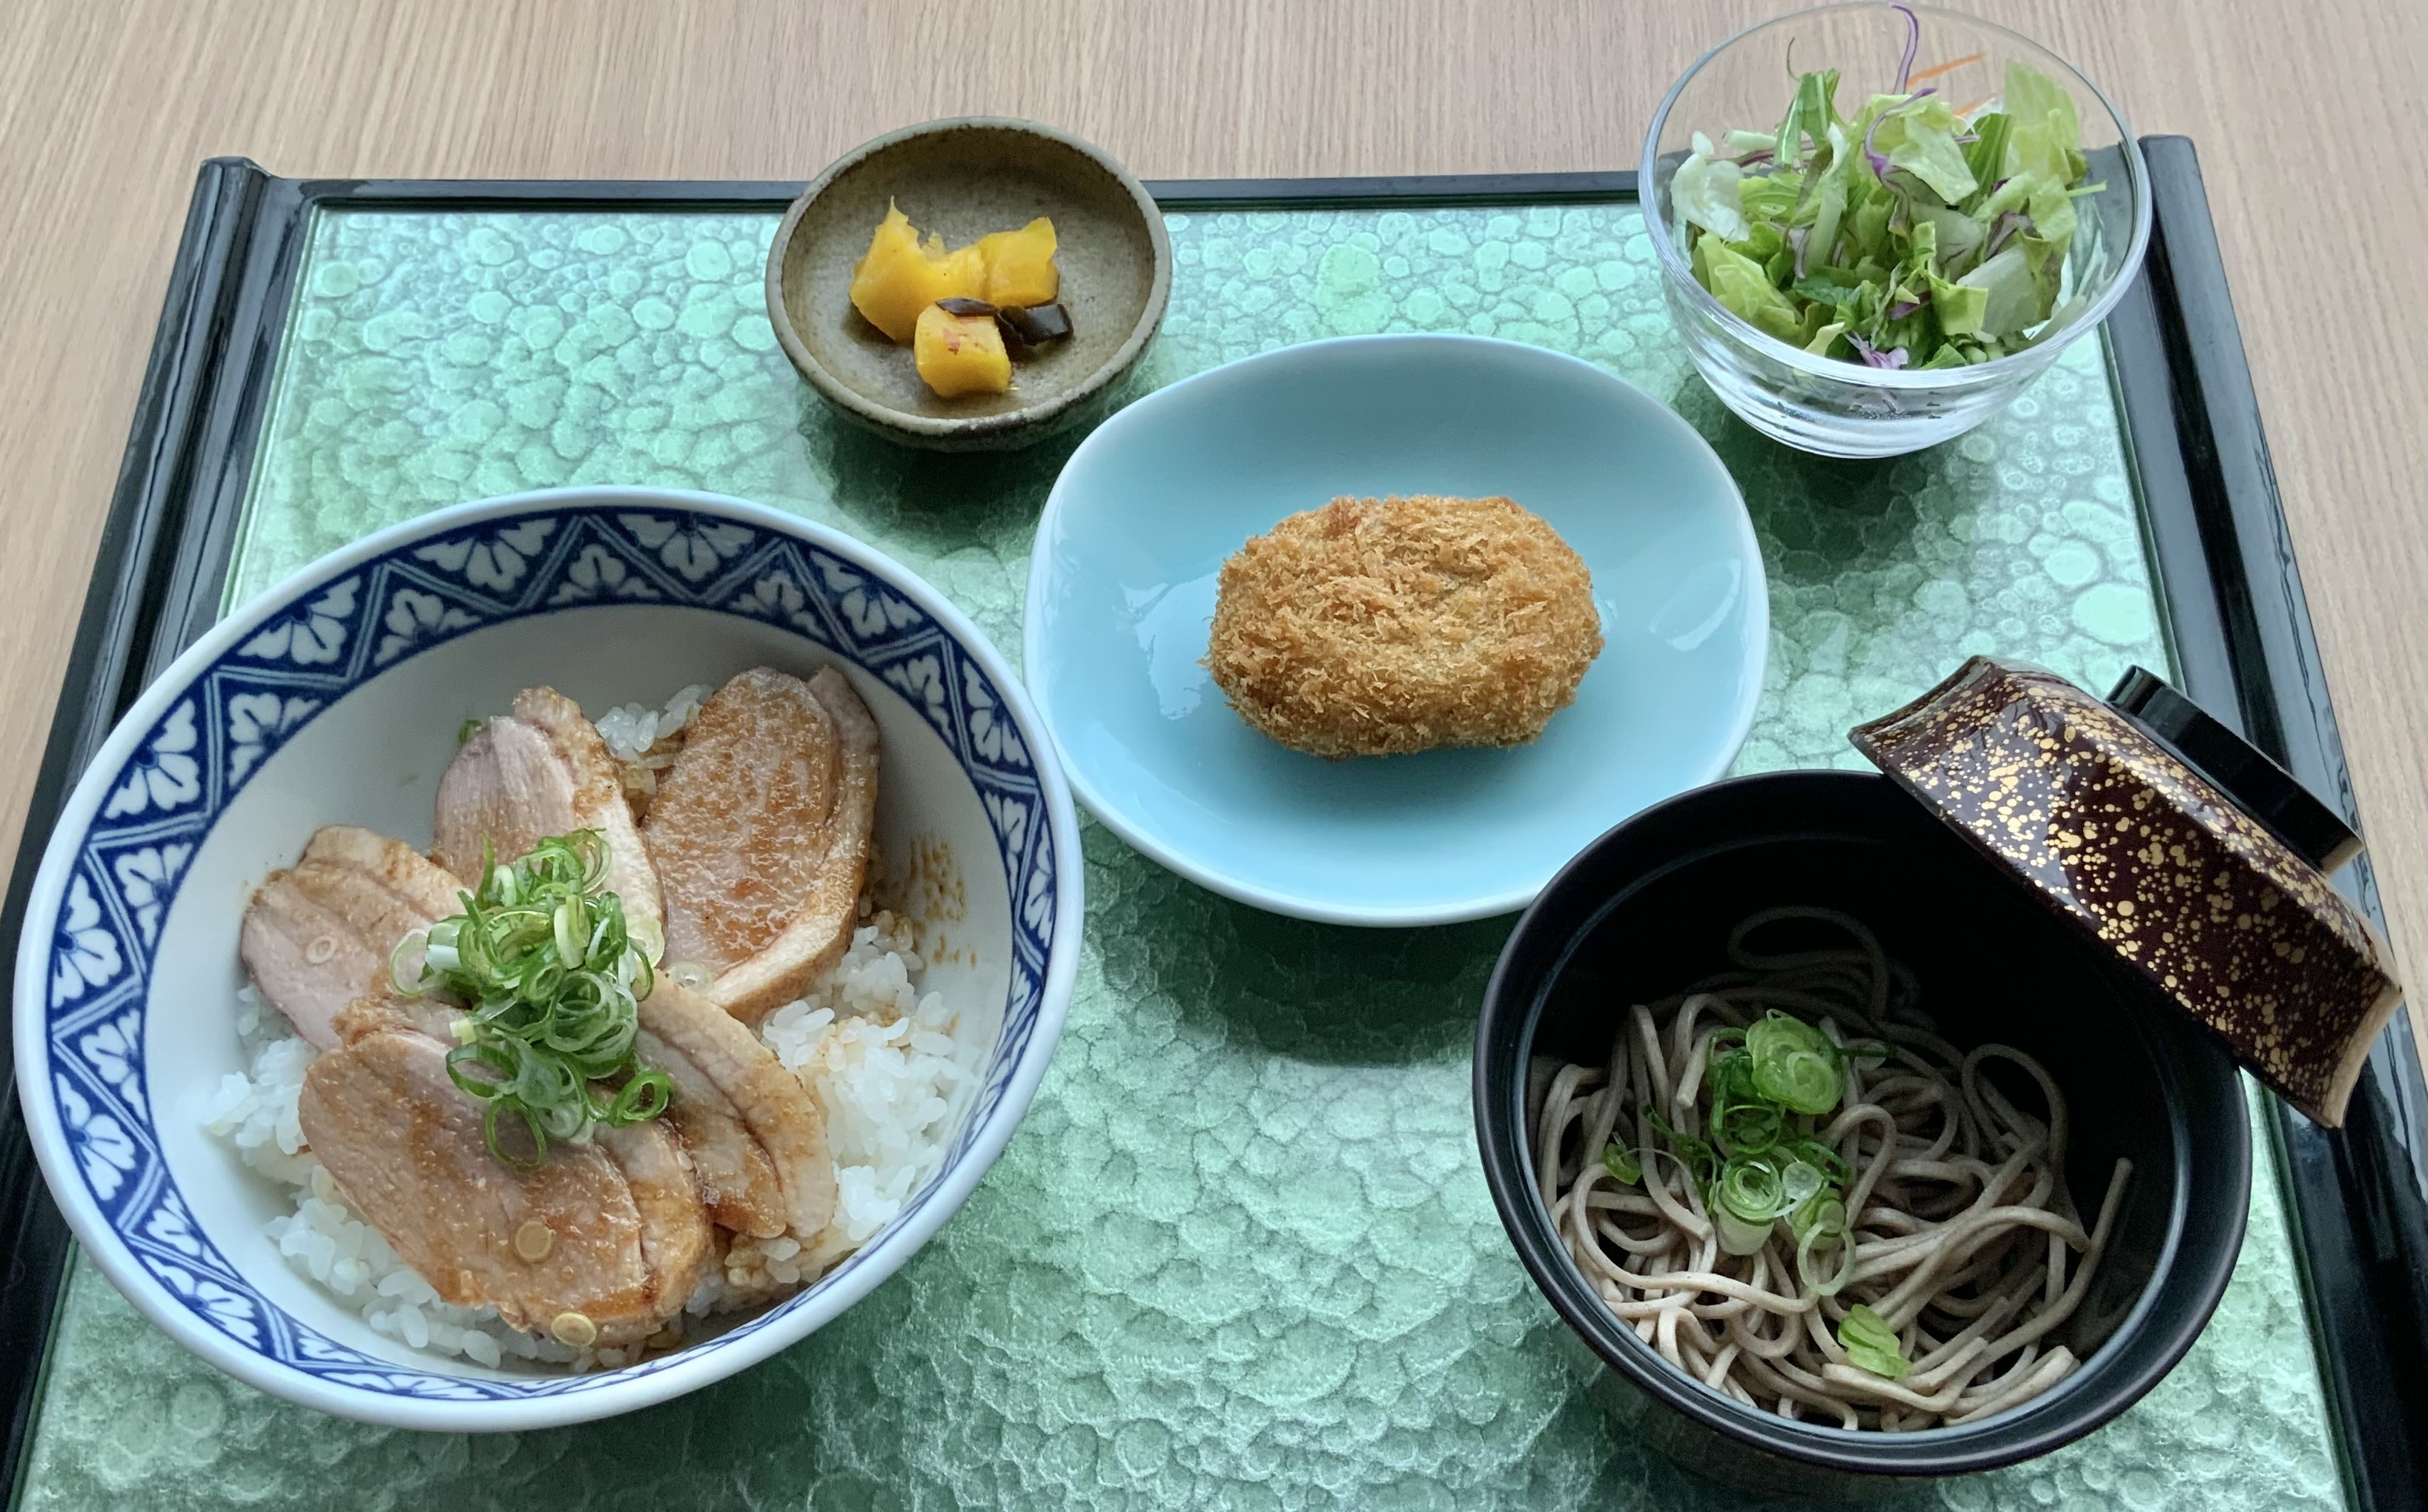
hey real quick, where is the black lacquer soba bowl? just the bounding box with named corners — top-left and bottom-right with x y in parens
top-left (1473, 770), bottom-right (2250, 1488)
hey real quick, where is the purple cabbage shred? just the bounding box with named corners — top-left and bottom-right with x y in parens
top-left (1862, 85), bottom-right (1934, 180)
top-left (1848, 333), bottom-right (1910, 369)
top-left (1983, 210), bottom-right (2030, 259)
top-left (1892, 4), bottom-right (1920, 92)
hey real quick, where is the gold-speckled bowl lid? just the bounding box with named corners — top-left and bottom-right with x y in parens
top-left (1850, 655), bottom-right (2403, 1127)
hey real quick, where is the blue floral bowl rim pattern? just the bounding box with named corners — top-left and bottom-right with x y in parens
top-left (11, 486), bottom-right (1085, 1432)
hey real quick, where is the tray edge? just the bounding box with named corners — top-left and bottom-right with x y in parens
top-left (1, 147), bottom-right (2418, 1510)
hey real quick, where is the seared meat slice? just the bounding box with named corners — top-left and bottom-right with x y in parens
top-left (638, 979), bottom-right (836, 1239)
top-left (298, 824), bottom-right (466, 918)
top-left (239, 827), bottom-right (467, 1049)
top-left (433, 687), bottom-right (663, 938)
top-left (328, 1003), bottom-right (776, 1280)
top-left (318, 1009), bottom-right (713, 1324)
top-left (239, 883), bottom-right (383, 1051)
top-left (511, 687), bottom-right (664, 938)
top-left (431, 717), bottom-right (569, 881)
top-left (332, 992), bottom-right (462, 1045)
top-left (596, 1118), bottom-right (714, 1316)
top-left (644, 666), bottom-right (881, 1022)
top-left (332, 997), bottom-right (786, 1250)
top-left (646, 669), bottom-right (838, 975)
top-left (298, 1030), bottom-right (666, 1345)
top-left (636, 1027), bottom-right (790, 1239)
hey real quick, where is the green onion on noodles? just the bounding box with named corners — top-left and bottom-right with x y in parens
top-left (1600, 1142), bottom-right (1641, 1186)
top-left (1836, 1304), bottom-right (1911, 1381)
top-left (1532, 907), bottom-right (2133, 1430)
top-left (391, 829), bottom-right (672, 1169)
top-left (1744, 1009), bottom-right (1844, 1115)
top-left (1793, 1193), bottom-right (1853, 1297)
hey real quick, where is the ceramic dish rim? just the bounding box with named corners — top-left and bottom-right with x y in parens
top-left (762, 115), bottom-right (1176, 442)
top-left (1022, 331), bottom-right (1770, 927)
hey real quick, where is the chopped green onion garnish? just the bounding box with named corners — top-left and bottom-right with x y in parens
top-left (1790, 1189), bottom-right (1847, 1241)
top-left (394, 829), bottom-right (672, 1169)
top-left (1712, 1156), bottom-right (1787, 1256)
top-left (1713, 1204), bottom-right (1776, 1257)
top-left (1747, 1011), bottom-right (1845, 1115)
top-left (1784, 1136), bottom-right (1852, 1185)
top-left (1796, 1196), bottom-right (1853, 1297)
top-left (1837, 1304), bottom-right (1912, 1380)
top-left (1781, 1159), bottom-right (1825, 1208)
top-left (1618, 1009), bottom-right (1873, 1291)
top-left (1707, 1048), bottom-right (1787, 1155)
top-left (1642, 1105), bottom-right (1719, 1187)
top-left (1716, 1156), bottom-right (1789, 1224)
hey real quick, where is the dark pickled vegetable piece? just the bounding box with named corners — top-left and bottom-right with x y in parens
top-left (1000, 302), bottom-right (1074, 345)
top-left (934, 296), bottom-right (999, 318)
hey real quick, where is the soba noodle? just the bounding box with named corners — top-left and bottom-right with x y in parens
top-left (1534, 907), bottom-right (2130, 1431)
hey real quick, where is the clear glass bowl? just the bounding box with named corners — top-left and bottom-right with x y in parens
top-left (1642, 3), bottom-right (2151, 457)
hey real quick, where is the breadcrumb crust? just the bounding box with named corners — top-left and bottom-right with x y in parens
top-left (1205, 495), bottom-right (1603, 757)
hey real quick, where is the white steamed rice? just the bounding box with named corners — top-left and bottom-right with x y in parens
top-left (596, 683), bottom-right (710, 813)
top-left (205, 689), bottom-right (973, 1370)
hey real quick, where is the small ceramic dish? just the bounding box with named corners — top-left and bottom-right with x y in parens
top-left (765, 117), bottom-right (1172, 451)
top-left (1024, 334), bottom-right (1770, 926)
top-left (13, 487), bottom-right (1083, 1430)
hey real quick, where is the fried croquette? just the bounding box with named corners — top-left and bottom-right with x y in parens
top-left (1204, 494), bottom-right (1602, 757)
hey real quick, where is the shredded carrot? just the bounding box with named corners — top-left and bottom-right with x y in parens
top-left (1906, 50), bottom-right (1986, 85)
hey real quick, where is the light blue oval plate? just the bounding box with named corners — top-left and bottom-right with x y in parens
top-left (1025, 334), bottom-right (1767, 926)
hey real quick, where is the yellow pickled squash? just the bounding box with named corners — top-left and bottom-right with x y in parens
top-left (976, 218), bottom-right (1059, 308)
top-left (913, 305), bottom-right (1011, 397)
top-left (848, 202), bottom-right (987, 343)
top-left (845, 203), bottom-right (935, 343)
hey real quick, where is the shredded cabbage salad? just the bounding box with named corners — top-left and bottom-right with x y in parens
top-left (1674, 13), bottom-right (2097, 371)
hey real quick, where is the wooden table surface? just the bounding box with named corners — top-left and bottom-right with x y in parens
top-left (2, 0), bottom-right (2421, 1018)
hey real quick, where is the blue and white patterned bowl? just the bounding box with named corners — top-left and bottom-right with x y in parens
top-left (11, 488), bottom-right (1082, 1430)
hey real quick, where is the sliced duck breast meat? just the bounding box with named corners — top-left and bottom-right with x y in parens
top-left (644, 666), bottom-right (879, 1022)
top-left (433, 686), bottom-right (663, 938)
top-left (637, 978), bottom-right (836, 1240)
top-left (298, 1029), bottom-right (669, 1346)
top-left (239, 827), bottom-right (467, 1049)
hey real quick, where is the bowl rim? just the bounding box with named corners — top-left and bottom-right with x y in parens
top-left (763, 115), bottom-right (1176, 440)
top-left (10, 485), bottom-right (1087, 1432)
top-left (1021, 331), bottom-right (1770, 927)
top-left (1472, 768), bottom-right (2252, 1475)
top-left (1639, 0), bottom-right (2154, 391)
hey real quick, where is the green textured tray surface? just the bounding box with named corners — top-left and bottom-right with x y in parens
top-left (20, 201), bottom-right (2341, 1510)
